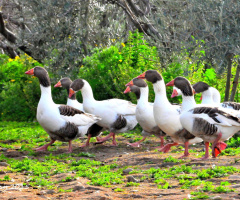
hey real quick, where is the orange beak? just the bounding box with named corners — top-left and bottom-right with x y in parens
top-left (54, 81), bottom-right (62, 88)
top-left (166, 79), bottom-right (174, 86)
top-left (25, 68), bottom-right (34, 75)
top-left (137, 72), bottom-right (146, 79)
top-left (69, 88), bottom-right (75, 98)
top-left (125, 80), bottom-right (134, 87)
top-left (124, 86), bottom-right (131, 93)
top-left (171, 89), bottom-right (179, 98)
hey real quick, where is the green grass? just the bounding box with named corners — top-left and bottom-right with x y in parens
top-left (125, 182), bottom-right (140, 187)
top-left (1, 121), bottom-right (240, 195)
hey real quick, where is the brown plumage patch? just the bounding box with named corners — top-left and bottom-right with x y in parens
top-left (54, 122), bottom-right (79, 140)
top-left (174, 77), bottom-right (194, 96)
top-left (191, 106), bottom-right (240, 124)
top-left (145, 70), bottom-right (163, 83)
top-left (175, 129), bottom-right (195, 140)
top-left (192, 81), bottom-right (210, 93)
top-left (133, 78), bottom-right (147, 88)
top-left (87, 123), bottom-right (103, 137)
top-left (222, 102), bottom-right (240, 111)
top-left (193, 118), bottom-right (217, 136)
top-left (59, 105), bottom-right (84, 116)
top-left (34, 67), bottom-right (51, 87)
top-left (112, 115), bottom-right (127, 130)
top-left (60, 77), bottom-right (72, 89)
top-left (70, 79), bottom-right (85, 92)
top-left (129, 85), bottom-right (141, 100)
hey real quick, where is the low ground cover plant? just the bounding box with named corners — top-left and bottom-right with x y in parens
top-left (0, 121), bottom-right (240, 198)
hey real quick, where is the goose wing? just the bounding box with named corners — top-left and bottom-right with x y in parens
top-left (190, 107), bottom-right (240, 127)
top-left (58, 105), bottom-right (101, 126)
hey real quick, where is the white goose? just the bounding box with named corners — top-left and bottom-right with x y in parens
top-left (54, 77), bottom-right (104, 147)
top-left (167, 76), bottom-right (240, 159)
top-left (137, 70), bottom-right (202, 158)
top-left (69, 79), bottom-right (138, 146)
top-left (192, 81), bottom-right (240, 111)
top-left (25, 67), bottom-right (101, 152)
top-left (124, 79), bottom-right (166, 148)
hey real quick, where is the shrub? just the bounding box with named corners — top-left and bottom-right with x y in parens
top-left (79, 30), bottom-right (160, 103)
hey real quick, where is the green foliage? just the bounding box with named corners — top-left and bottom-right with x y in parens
top-left (163, 156), bottom-right (184, 163)
top-left (114, 188), bottom-right (124, 192)
top-left (125, 182), bottom-right (140, 187)
top-left (226, 134), bottom-right (240, 147)
top-left (190, 191), bottom-right (210, 199)
top-left (79, 30), bottom-right (160, 103)
top-left (1, 34), bottom-right (239, 122)
top-left (0, 54), bottom-right (42, 121)
top-left (0, 175), bottom-right (11, 181)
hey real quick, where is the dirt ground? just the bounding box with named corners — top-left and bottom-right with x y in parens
top-left (0, 136), bottom-right (240, 200)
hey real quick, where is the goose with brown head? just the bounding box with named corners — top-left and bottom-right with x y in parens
top-left (25, 67), bottom-right (101, 152)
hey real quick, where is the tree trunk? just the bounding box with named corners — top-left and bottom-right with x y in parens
top-left (224, 57), bottom-right (232, 101)
top-left (224, 52), bottom-right (233, 101)
top-left (230, 62), bottom-right (240, 101)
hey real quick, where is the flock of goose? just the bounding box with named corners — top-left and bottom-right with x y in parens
top-left (25, 67), bottom-right (240, 160)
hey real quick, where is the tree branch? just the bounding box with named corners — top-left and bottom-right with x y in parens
top-left (230, 61), bottom-right (240, 101)
top-left (0, 12), bottom-right (17, 43)
top-left (0, 42), bottom-right (18, 58)
top-left (125, 0), bottom-right (144, 17)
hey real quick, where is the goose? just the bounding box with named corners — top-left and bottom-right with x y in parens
top-left (124, 79), bottom-right (166, 148)
top-left (192, 81), bottom-right (240, 111)
top-left (25, 67), bottom-right (101, 152)
top-left (137, 70), bottom-right (202, 158)
top-left (167, 76), bottom-right (240, 159)
top-left (54, 77), bottom-right (104, 147)
top-left (68, 79), bottom-right (138, 146)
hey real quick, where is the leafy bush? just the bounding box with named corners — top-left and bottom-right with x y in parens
top-left (79, 30), bottom-right (160, 103)
top-left (0, 54), bottom-right (42, 121)
top-left (0, 54), bottom-right (70, 121)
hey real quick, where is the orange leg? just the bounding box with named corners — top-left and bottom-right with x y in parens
top-left (67, 140), bottom-right (73, 153)
top-left (80, 134), bottom-right (92, 148)
top-left (127, 136), bottom-right (147, 147)
top-left (158, 142), bottom-right (178, 153)
top-left (35, 139), bottom-right (55, 151)
top-left (178, 141), bottom-right (190, 159)
top-left (193, 142), bottom-right (210, 160)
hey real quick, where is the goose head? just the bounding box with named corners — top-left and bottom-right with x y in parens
top-left (166, 77), bottom-right (195, 98)
top-left (54, 77), bottom-right (72, 89)
top-left (137, 70), bottom-right (163, 84)
top-left (124, 85), bottom-right (140, 99)
top-left (69, 79), bottom-right (85, 98)
top-left (192, 81), bottom-right (210, 94)
top-left (25, 66), bottom-right (50, 87)
top-left (126, 77), bottom-right (148, 88)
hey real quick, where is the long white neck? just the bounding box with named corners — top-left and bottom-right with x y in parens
top-left (201, 89), bottom-right (214, 104)
top-left (181, 95), bottom-right (196, 111)
top-left (81, 80), bottom-right (96, 104)
top-left (138, 86), bottom-right (149, 106)
top-left (210, 87), bottom-right (221, 104)
top-left (39, 85), bottom-right (54, 103)
top-left (153, 80), bottom-right (172, 107)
